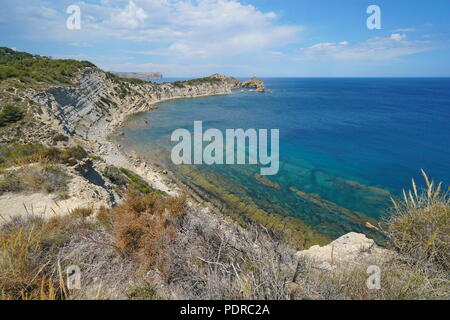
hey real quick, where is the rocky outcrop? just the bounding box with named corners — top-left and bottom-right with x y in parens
top-left (242, 77), bottom-right (265, 92)
top-left (296, 232), bottom-right (393, 271)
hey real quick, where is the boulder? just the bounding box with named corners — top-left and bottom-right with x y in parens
top-left (296, 232), bottom-right (393, 269)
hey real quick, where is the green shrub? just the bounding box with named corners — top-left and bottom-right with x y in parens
top-left (103, 166), bottom-right (128, 187)
top-left (127, 283), bottom-right (159, 300)
top-left (103, 165), bottom-right (164, 196)
top-left (170, 77), bottom-right (222, 88)
top-left (119, 168), bottom-right (165, 196)
top-left (0, 105), bottom-right (24, 126)
top-left (52, 134), bottom-right (69, 144)
top-left (106, 72), bottom-right (147, 85)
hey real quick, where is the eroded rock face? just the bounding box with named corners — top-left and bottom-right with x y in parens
top-left (296, 232), bottom-right (393, 271)
top-left (31, 68), bottom-right (265, 140)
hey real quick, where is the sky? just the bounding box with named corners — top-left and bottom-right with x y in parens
top-left (0, 0), bottom-right (449, 77)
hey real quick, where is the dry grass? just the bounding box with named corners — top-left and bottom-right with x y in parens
top-left (69, 207), bottom-right (94, 219)
top-left (385, 170), bottom-right (449, 270)
top-left (291, 256), bottom-right (449, 300)
top-left (21, 146), bottom-right (88, 166)
top-left (0, 164), bottom-right (70, 195)
top-left (0, 209), bottom-right (98, 300)
top-left (0, 144), bottom-right (89, 169)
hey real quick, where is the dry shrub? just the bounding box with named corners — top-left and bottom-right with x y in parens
top-left (164, 208), bottom-right (297, 300)
top-left (108, 191), bottom-right (187, 275)
top-left (21, 146), bottom-right (88, 166)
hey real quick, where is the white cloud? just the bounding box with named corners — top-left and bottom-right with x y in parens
top-left (90, 0), bottom-right (300, 58)
top-left (295, 35), bottom-right (435, 61)
top-left (101, 61), bottom-right (250, 76)
top-left (392, 28), bottom-right (416, 32)
top-left (390, 33), bottom-right (407, 41)
top-left (31, 0), bottom-right (300, 59)
top-left (69, 42), bottom-right (90, 47)
top-left (102, 0), bottom-right (148, 29)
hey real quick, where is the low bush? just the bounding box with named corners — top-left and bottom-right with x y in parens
top-left (103, 166), bottom-right (128, 187)
top-left (127, 282), bottom-right (159, 300)
top-left (52, 134), bottom-right (69, 144)
top-left (292, 256), bottom-right (448, 300)
top-left (103, 165), bottom-right (166, 197)
top-left (0, 104), bottom-right (24, 127)
top-left (0, 164), bottom-right (70, 195)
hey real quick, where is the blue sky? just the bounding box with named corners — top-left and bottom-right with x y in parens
top-left (0, 0), bottom-right (449, 77)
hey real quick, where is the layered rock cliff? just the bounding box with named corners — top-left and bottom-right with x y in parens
top-left (31, 67), bottom-right (263, 140)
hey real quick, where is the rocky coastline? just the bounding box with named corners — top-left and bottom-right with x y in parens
top-left (4, 58), bottom-right (428, 300)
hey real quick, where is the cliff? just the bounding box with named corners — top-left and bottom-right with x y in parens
top-left (31, 68), bottom-right (264, 141)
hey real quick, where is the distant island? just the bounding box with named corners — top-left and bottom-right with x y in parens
top-left (112, 71), bottom-right (163, 80)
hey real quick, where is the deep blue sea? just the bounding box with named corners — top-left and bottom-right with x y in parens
top-left (116, 78), bottom-right (450, 239)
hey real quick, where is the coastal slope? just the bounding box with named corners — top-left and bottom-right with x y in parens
top-left (2, 48), bottom-right (446, 300)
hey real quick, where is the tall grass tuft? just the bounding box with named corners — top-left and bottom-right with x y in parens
top-left (386, 170), bottom-right (449, 270)
top-left (0, 209), bottom-right (97, 300)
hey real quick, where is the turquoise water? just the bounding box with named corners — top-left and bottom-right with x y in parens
top-left (116, 78), bottom-right (450, 239)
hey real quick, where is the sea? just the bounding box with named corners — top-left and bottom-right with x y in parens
top-left (115, 78), bottom-right (450, 241)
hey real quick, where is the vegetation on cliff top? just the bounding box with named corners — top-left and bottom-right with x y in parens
top-left (0, 47), bottom-right (95, 85)
top-left (171, 76), bottom-right (223, 88)
top-left (105, 72), bottom-right (148, 85)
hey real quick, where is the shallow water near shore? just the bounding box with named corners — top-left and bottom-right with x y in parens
top-left (115, 78), bottom-right (450, 241)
